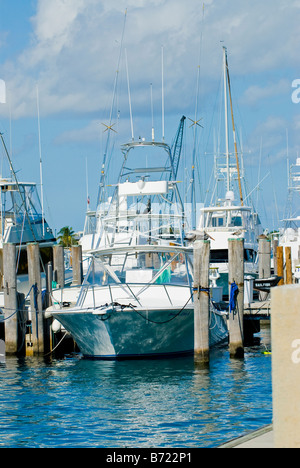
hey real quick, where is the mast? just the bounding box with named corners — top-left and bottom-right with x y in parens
top-left (224, 49), bottom-right (244, 206)
top-left (223, 47), bottom-right (230, 194)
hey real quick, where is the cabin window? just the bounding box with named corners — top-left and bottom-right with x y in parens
top-left (231, 216), bottom-right (242, 227)
top-left (210, 250), bottom-right (228, 263)
top-left (210, 248), bottom-right (256, 264)
top-left (244, 249), bottom-right (256, 262)
top-left (212, 217), bottom-right (224, 227)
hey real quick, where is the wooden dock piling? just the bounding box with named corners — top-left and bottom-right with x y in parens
top-left (53, 244), bottom-right (65, 288)
top-left (258, 235), bottom-right (271, 301)
top-left (272, 238), bottom-right (279, 275)
top-left (27, 242), bottom-right (45, 355)
top-left (71, 245), bottom-right (83, 286)
top-left (193, 240), bottom-right (210, 364)
top-left (285, 246), bottom-right (293, 285)
top-left (228, 238), bottom-right (244, 358)
top-left (271, 285), bottom-right (300, 448)
top-left (45, 261), bottom-right (53, 309)
top-left (3, 243), bottom-right (18, 355)
top-left (277, 246), bottom-right (284, 286)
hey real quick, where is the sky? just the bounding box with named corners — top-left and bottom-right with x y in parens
top-left (0, 0), bottom-right (299, 235)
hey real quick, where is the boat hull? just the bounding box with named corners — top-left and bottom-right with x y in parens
top-left (52, 306), bottom-right (228, 360)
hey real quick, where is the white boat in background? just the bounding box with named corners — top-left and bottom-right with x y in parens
top-left (47, 133), bottom-right (228, 359)
top-left (0, 134), bottom-right (56, 294)
top-left (278, 157), bottom-right (300, 275)
top-left (195, 190), bottom-right (262, 295)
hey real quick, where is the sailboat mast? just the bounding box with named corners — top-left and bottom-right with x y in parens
top-left (223, 47), bottom-right (230, 194)
top-left (225, 49), bottom-right (244, 206)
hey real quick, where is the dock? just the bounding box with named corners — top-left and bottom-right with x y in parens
top-left (244, 300), bottom-right (271, 318)
top-left (219, 425), bottom-right (273, 448)
top-left (221, 284), bottom-right (300, 449)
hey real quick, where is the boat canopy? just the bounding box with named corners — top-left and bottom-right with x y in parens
top-left (76, 244), bottom-right (194, 308)
top-left (0, 178), bottom-right (55, 245)
top-left (90, 243), bottom-right (193, 258)
top-left (199, 204), bottom-right (256, 230)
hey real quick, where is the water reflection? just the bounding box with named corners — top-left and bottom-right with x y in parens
top-left (0, 325), bottom-right (272, 448)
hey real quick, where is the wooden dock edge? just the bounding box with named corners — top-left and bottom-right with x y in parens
top-left (218, 424), bottom-right (273, 448)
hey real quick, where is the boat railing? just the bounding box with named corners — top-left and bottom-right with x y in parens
top-left (75, 281), bottom-right (192, 311)
top-left (74, 246), bottom-right (194, 310)
top-left (100, 212), bottom-right (186, 225)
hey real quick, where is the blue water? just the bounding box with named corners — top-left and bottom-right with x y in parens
top-left (0, 325), bottom-right (272, 448)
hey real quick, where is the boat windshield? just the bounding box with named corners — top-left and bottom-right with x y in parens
top-left (1, 182), bottom-right (43, 222)
top-left (204, 209), bottom-right (245, 229)
top-left (84, 249), bottom-right (193, 287)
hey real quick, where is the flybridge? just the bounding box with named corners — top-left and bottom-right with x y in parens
top-left (121, 140), bottom-right (171, 151)
top-left (119, 180), bottom-right (169, 197)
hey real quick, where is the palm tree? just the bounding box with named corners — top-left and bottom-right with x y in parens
top-left (57, 226), bottom-right (78, 247)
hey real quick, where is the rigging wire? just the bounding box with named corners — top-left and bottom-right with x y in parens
top-left (190, 3), bottom-right (206, 228)
top-left (97, 9), bottom-right (128, 207)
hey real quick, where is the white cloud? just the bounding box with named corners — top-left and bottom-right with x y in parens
top-left (54, 119), bottom-right (102, 144)
top-left (33, 0), bottom-right (87, 43)
top-left (245, 115), bottom-right (289, 167)
top-left (1, 0), bottom-right (297, 233)
top-left (241, 79), bottom-right (290, 106)
top-left (0, 0), bottom-right (299, 126)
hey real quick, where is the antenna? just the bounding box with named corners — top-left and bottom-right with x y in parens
top-left (97, 9), bottom-right (128, 207)
top-left (150, 83), bottom-right (155, 141)
top-left (256, 137), bottom-right (262, 209)
top-left (86, 156), bottom-right (90, 211)
top-left (161, 46), bottom-right (165, 142)
top-left (125, 48), bottom-right (134, 141)
top-left (36, 84), bottom-right (45, 237)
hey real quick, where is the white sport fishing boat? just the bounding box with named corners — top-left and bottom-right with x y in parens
top-left (48, 133), bottom-right (228, 359)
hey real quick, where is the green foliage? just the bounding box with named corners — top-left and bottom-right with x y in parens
top-left (57, 226), bottom-right (78, 247)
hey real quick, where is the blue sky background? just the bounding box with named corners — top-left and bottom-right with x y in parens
top-left (0, 0), bottom-right (299, 235)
